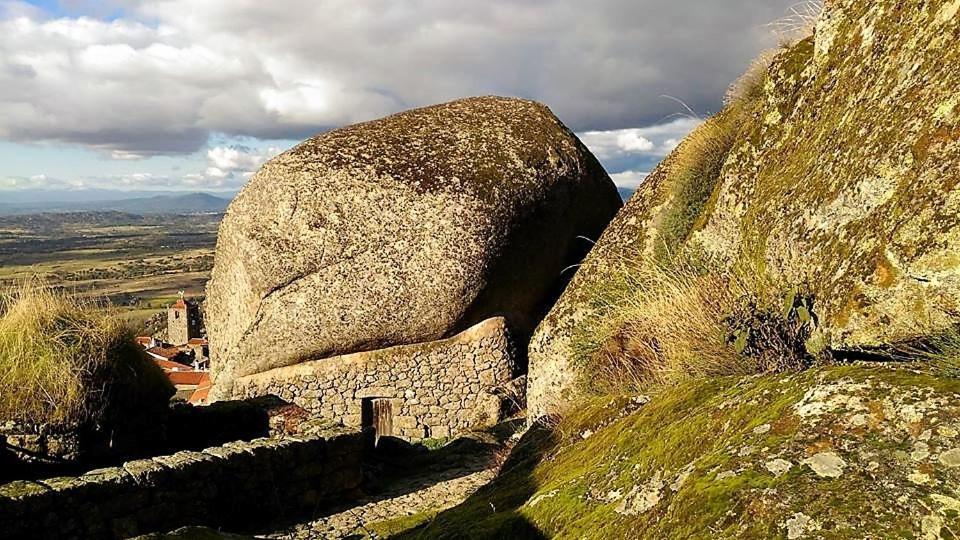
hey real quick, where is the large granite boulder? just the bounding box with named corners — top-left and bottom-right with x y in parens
top-left (529, 0), bottom-right (960, 418)
top-left (207, 96), bottom-right (621, 397)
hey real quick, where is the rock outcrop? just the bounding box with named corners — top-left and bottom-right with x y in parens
top-left (207, 96), bottom-right (621, 397)
top-left (416, 364), bottom-right (960, 539)
top-left (529, 0), bottom-right (960, 418)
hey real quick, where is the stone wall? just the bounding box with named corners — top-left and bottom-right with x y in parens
top-left (0, 430), bottom-right (363, 540)
top-left (233, 317), bottom-right (517, 440)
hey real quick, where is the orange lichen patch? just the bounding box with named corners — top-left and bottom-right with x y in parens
top-left (913, 125), bottom-right (960, 164)
top-left (772, 413), bottom-right (801, 436)
top-left (805, 440), bottom-right (835, 455)
top-left (867, 400), bottom-right (887, 429)
top-left (872, 252), bottom-right (898, 288)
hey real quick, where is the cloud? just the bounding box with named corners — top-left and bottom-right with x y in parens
top-left (207, 145), bottom-right (280, 173)
top-left (0, 0), bottom-right (796, 156)
top-left (0, 174), bottom-right (76, 190)
top-left (0, 144), bottom-right (283, 191)
top-left (608, 170), bottom-right (650, 189)
top-left (578, 117), bottom-right (699, 161)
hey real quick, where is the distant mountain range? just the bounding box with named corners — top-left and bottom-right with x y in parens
top-left (0, 186), bottom-right (633, 216)
top-left (0, 192), bottom-right (233, 216)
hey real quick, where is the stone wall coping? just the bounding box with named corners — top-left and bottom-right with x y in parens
top-left (235, 316), bottom-right (509, 387)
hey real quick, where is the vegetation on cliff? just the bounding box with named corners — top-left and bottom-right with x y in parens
top-left (0, 283), bottom-right (171, 427)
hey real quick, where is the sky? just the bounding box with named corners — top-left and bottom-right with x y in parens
top-left (0, 0), bottom-right (801, 193)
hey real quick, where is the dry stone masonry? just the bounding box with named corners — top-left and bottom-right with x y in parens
top-left (0, 429), bottom-right (363, 540)
top-left (233, 317), bottom-right (516, 440)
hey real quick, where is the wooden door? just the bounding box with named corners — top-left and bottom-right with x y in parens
top-left (363, 398), bottom-right (394, 446)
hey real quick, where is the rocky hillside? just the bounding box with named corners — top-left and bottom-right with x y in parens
top-left (390, 1), bottom-right (960, 538)
top-left (528, 0), bottom-right (960, 418)
top-left (407, 364), bottom-right (960, 539)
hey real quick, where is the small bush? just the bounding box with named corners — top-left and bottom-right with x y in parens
top-left (0, 283), bottom-right (172, 428)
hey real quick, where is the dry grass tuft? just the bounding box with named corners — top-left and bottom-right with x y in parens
top-left (891, 327), bottom-right (960, 377)
top-left (653, 110), bottom-right (745, 263)
top-left (0, 282), bottom-right (171, 427)
top-left (573, 256), bottom-right (818, 394)
top-left (724, 49), bottom-right (778, 107)
top-left (726, 2), bottom-right (823, 107)
top-left (769, 1), bottom-right (824, 44)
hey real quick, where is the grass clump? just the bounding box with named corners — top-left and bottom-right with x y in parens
top-left (573, 255), bottom-right (820, 394)
top-left (0, 282), bottom-right (172, 428)
top-left (652, 109), bottom-right (743, 264)
top-left (888, 325), bottom-right (960, 378)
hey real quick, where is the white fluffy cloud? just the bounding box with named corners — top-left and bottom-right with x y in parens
top-left (204, 145), bottom-right (281, 179)
top-left (0, 0), bottom-right (793, 157)
top-left (608, 170), bottom-right (650, 189)
top-left (578, 117), bottom-right (699, 160)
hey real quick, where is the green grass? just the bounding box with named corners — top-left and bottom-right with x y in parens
top-left (0, 282), bottom-right (172, 428)
top-left (365, 509), bottom-right (442, 538)
top-left (404, 365), bottom-right (960, 539)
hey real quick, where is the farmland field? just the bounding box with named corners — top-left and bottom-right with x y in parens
top-left (0, 212), bottom-right (220, 331)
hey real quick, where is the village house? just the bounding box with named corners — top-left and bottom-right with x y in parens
top-left (138, 292), bottom-right (210, 405)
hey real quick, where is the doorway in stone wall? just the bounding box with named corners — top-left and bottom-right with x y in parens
top-left (361, 397), bottom-right (394, 446)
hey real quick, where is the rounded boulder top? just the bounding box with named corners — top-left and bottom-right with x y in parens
top-left (206, 96), bottom-right (622, 397)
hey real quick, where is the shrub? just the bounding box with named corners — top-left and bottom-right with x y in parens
top-left (0, 283), bottom-right (172, 428)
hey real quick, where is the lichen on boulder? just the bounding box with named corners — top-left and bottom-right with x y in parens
top-left (528, 0), bottom-right (960, 418)
top-left (413, 364), bottom-right (960, 539)
top-left (207, 96), bottom-right (621, 397)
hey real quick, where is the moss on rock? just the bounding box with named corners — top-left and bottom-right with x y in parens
top-left (528, 0), bottom-right (960, 417)
top-left (410, 364), bottom-right (960, 539)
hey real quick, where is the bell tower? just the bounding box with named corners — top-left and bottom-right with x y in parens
top-left (167, 291), bottom-right (196, 346)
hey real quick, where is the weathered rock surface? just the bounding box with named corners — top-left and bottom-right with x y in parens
top-left (418, 364), bottom-right (960, 539)
top-left (207, 96), bottom-right (620, 397)
top-left (529, 0), bottom-right (960, 418)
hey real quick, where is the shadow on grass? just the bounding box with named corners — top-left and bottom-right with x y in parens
top-left (394, 421), bottom-right (559, 540)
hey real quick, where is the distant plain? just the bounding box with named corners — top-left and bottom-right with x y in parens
top-left (0, 211), bottom-right (219, 330)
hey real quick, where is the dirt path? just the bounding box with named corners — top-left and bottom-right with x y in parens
top-left (270, 466), bottom-right (495, 539)
top-left (266, 426), bottom-right (519, 539)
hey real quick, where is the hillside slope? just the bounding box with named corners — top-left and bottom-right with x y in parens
top-left (407, 364), bottom-right (960, 539)
top-left (528, 0), bottom-right (960, 418)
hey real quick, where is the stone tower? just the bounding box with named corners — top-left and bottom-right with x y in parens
top-left (167, 292), bottom-right (199, 346)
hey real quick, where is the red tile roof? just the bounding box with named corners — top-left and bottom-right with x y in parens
top-left (146, 346), bottom-right (186, 360)
top-left (189, 374), bottom-right (212, 404)
top-left (169, 371), bottom-right (210, 386)
top-left (171, 298), bottom-right (187, 310)
top-left (187, 338), bottom-right (208, 346)
top-left (154, 359), bottom-right (193, 372)
top-left (136, 336), bottom-right (154, 346)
